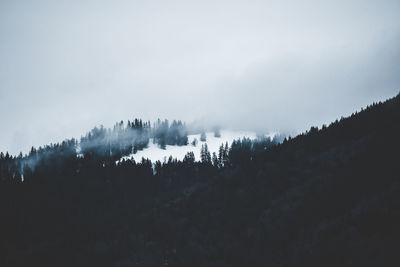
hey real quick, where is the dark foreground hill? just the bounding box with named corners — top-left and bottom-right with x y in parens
top-left (0, 94), bottom-right (399, 266)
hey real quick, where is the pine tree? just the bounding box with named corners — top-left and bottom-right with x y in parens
top-left (218, 144), bottom-right (224, 167)
top-left (200, 144), bottom-right (211, 164)
top-left (223, 142), bottom-right (229, 166)
top-left (183, 152), bottom-right (195, 165)
top-left (205, 144), bottom-right (211, 163)
top-left (191, 138), bottom-right (198, 147)
top-left (200, 132), bottom-right (207, 142)
top-left (200, 144), bottom-right (206, 163)
top-left (212, 152), bottom-right (218, 167)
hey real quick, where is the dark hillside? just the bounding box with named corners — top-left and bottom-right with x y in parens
top-left (0, 94), bottom-right (399, 266)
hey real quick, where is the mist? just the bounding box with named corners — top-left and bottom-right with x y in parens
top-left (1, 0), bottom-right (399, 155)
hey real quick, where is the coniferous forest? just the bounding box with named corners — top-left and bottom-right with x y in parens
top-left (0, 93), bottom-right (399, 266)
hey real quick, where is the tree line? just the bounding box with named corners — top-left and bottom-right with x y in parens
top-left (0, 93), bottom-right (399, 266)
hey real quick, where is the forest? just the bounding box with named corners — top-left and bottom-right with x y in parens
top-left (0, 93), bottom-right (399, 266)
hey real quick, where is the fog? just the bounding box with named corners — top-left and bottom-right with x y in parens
top-left (1, 0), bottom-right (399, 155)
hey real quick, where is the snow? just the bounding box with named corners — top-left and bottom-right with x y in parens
top-left (117, 130), bottom-right (263, 164)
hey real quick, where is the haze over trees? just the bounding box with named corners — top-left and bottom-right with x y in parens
top-left (81, 119), bottom-right (191, 161)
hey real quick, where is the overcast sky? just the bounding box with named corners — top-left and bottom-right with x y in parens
top-left (1, 0), bottom-right (399, 154)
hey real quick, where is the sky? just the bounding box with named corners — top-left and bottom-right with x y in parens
top-left (1, 0), bottom-right (399, 155)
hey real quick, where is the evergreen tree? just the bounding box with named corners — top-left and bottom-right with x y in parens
top-left (183, 152), bottom-right (195, 165)
top-left (218, 144), bottom-right (225, 167)
top-left (223, 142), bottom-right (229, 166)
top-left (159, 138), bottom-right (166, 150)
top-left (191, 138), bottom-right (198, 147)
top-left (200, 132), bottom-right (207, 142)
top-left (200, 144), bottom-right (205, 162)
top-left (212, 152), bottom-right (218, 167)
top-left (200, 144), bottom-right (211, 164)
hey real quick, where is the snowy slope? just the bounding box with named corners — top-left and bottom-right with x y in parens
top-left (118, 130), bottom-right (263, 163)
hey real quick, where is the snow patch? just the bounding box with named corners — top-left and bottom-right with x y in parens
top-left (117, 130), bottom-right (270, 164)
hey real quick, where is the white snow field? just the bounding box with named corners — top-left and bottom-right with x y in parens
top-left (118, 130), bottom-right (265, 164)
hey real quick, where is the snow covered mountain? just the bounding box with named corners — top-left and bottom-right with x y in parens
top-left (118, 130), bottom-right (271, 163)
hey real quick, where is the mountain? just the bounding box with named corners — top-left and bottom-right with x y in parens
top-left (0, 93), bottom-right (399, 267)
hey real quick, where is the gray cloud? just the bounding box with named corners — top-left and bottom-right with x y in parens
top-left (1, 0), bottom-right (399, 154)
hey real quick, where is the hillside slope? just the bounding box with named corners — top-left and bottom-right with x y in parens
top-left (153, 94), bottom-right (400, 266)
top-left (0, 94), bottom-right (399, 267)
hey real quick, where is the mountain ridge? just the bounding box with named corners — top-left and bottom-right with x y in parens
top-left (0, 93), bottom-right (399, 266)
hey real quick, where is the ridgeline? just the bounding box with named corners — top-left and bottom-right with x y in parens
top-left (0, 93), bottom-right (399, 266)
